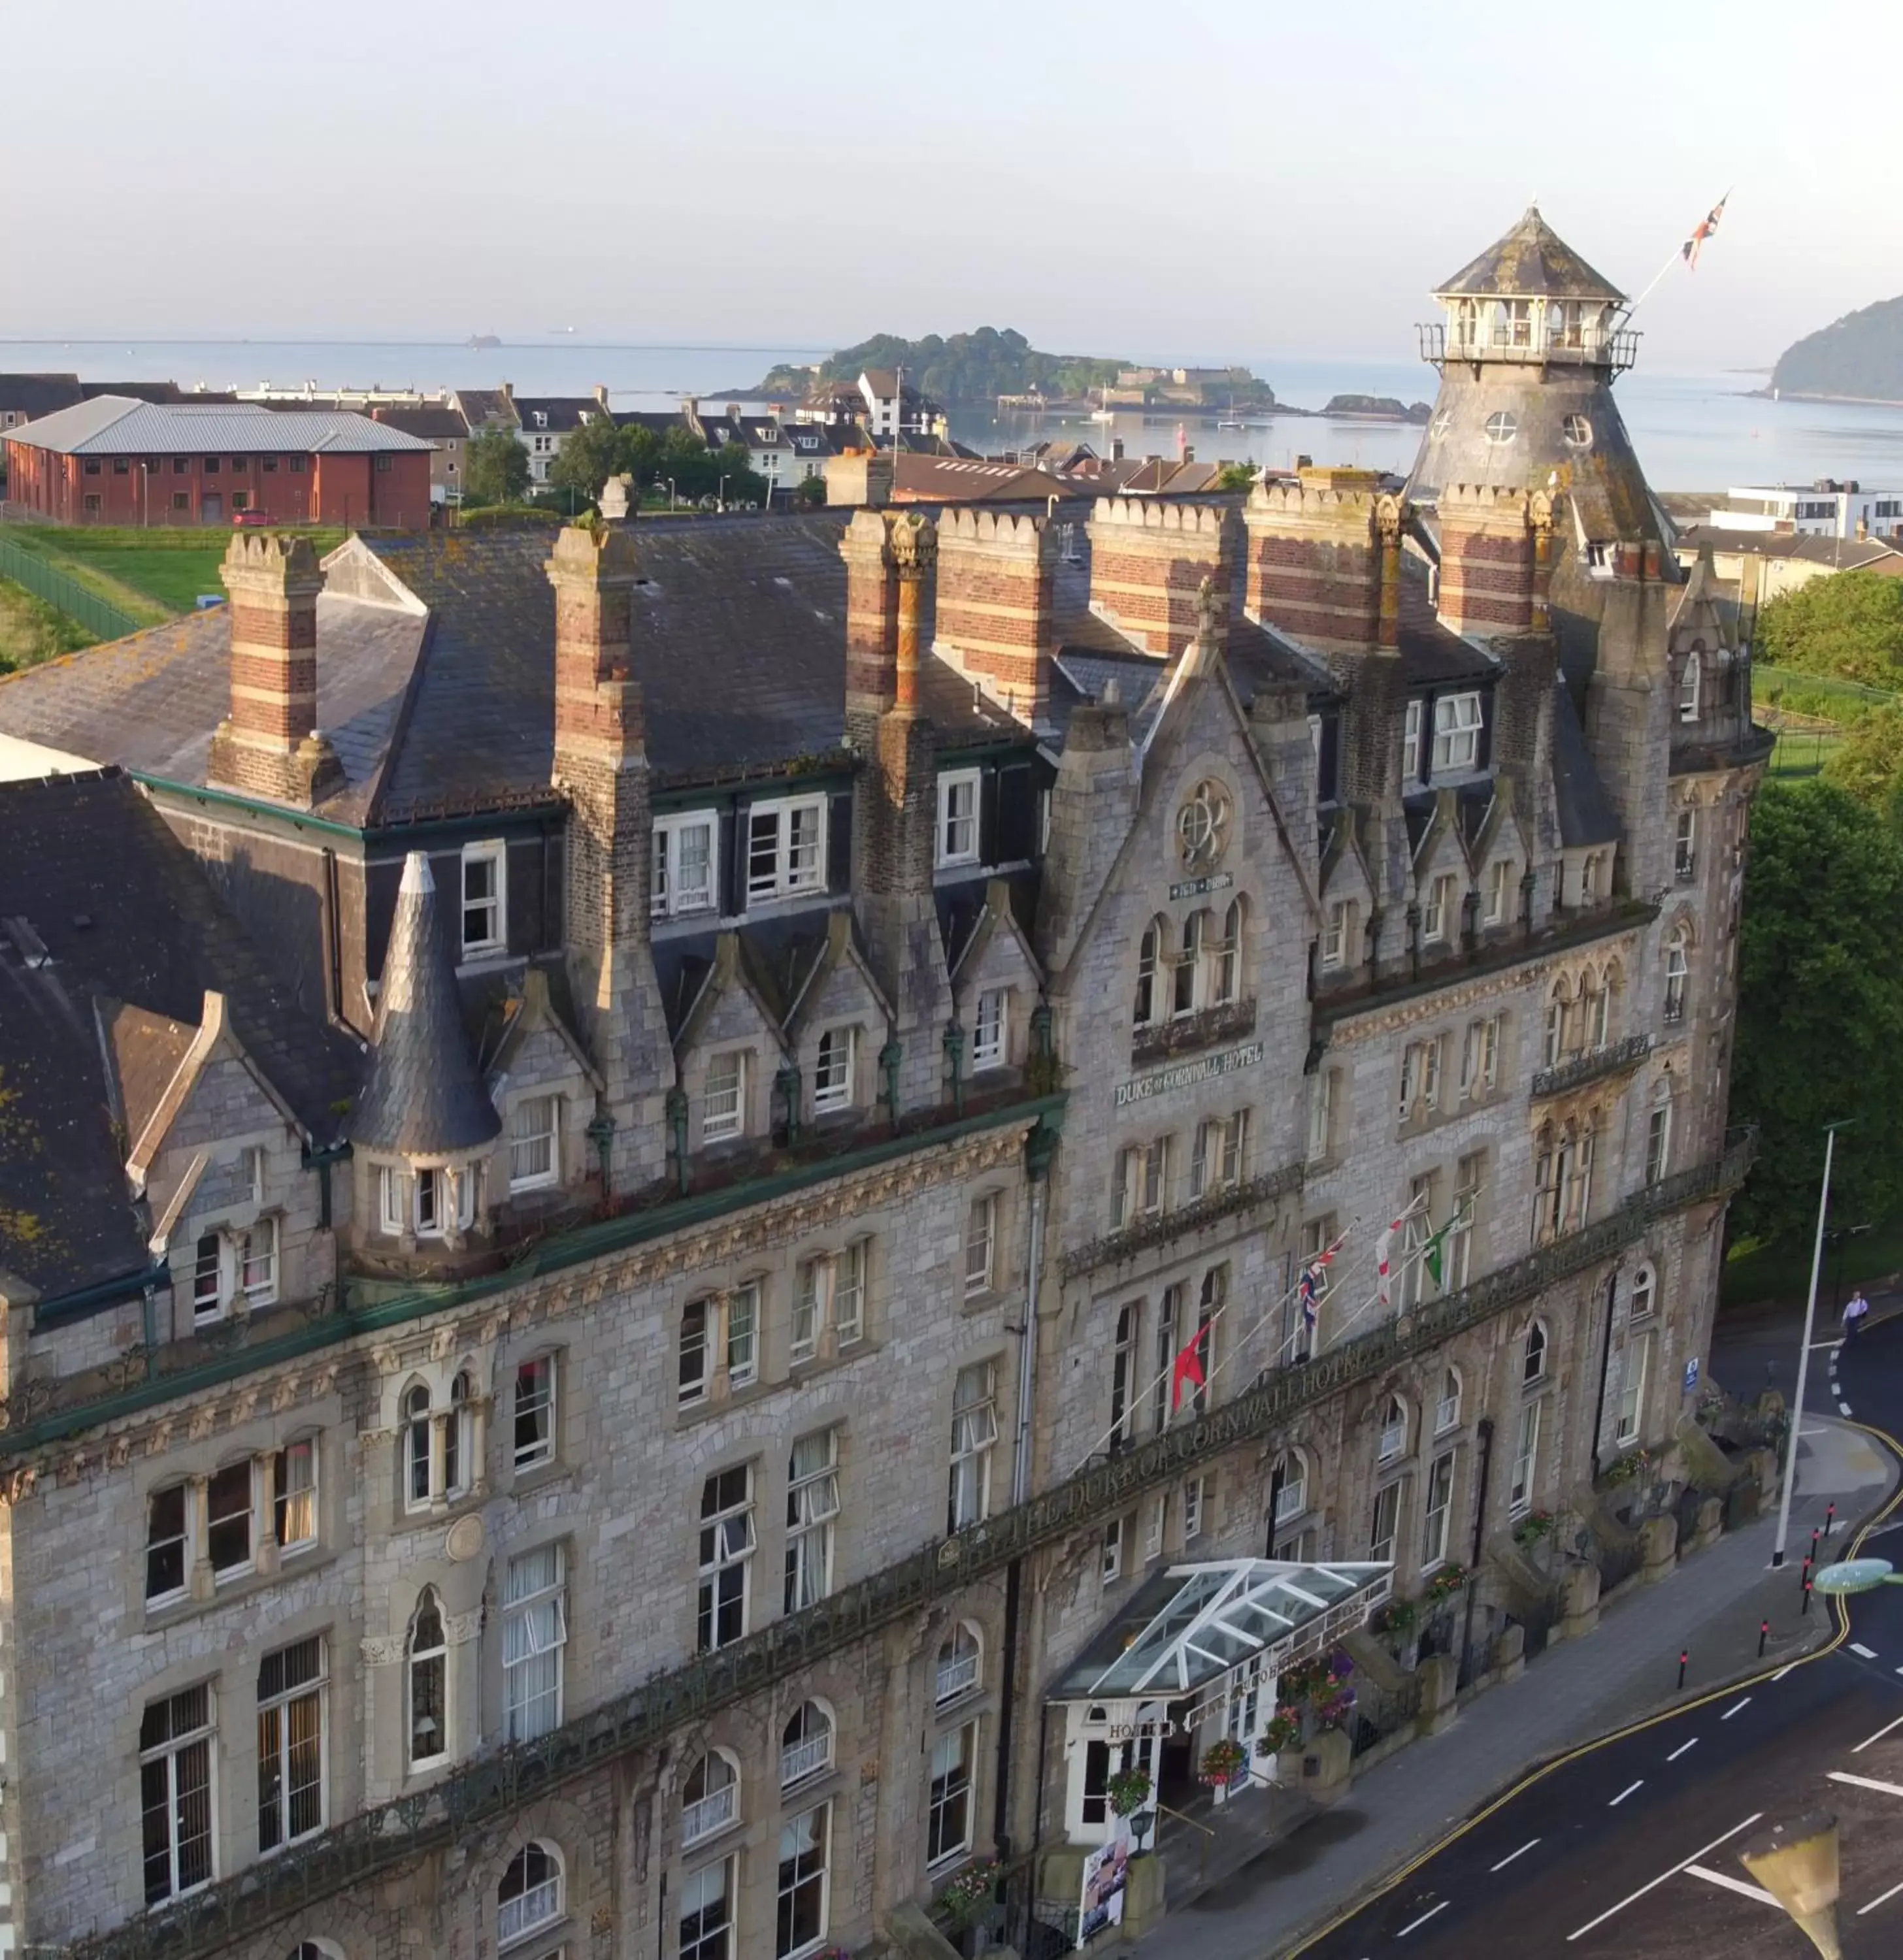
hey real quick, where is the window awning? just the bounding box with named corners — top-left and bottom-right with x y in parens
top-left (1048, 1559), bottom-right (1391, 1705)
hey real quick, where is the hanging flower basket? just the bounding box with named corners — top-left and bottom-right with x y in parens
top-left (1255, 1707), bottom-right (1303, 1756)
top-left (1199, 1738), bottom-right (1248, 1788)
top-left (1314, 1687), bottom-right (1357, 1731)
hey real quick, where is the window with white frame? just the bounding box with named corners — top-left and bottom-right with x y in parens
top-left (146, 1482), bottom-right (190, 1604)
top-left (140, 1684), bottom-right (215, 1904)
top-left (1151, 1283), bottom-right (1183, 1431)
top-left (1272, 1448), bottom-right (1307, 1524)
top-left (1398, 1036), bottom-right (1443, 1120)
top-left (1485, 858), bottom-right (1514, 927)
top-left (813, 1026), bottom-right (855, 1115)
top-left (1307, 1068), bottom-right (1336, 1164)
top-left (274, 1436), bottom-right (318, 1552)
top-left (1432, 691), bottom-right (1483, 773)
top-left (408, 1588), bottom-right (448, 1770)
top-left (1183, 1472), bottom-right (1206, 1539)
top-left (965, 1193), bottom-right (997, 1296)
top-left (784, 1430), bottom-right (839, 1613)
top-left (1191, 1109), bottom-right (1249, 1198)
top-left (1435, 1367), bottom-right (1462, 1435)
top-left (681, 1854), bottom-right (735, 1960)
top-left (207, 1458), bottom-right (256, 1580)
top-left (189, 1218), bottom-right (278, 1320)
top-left (835, 1239), bottom-right (867, 1347)
top-left (747, 796), bottom-right (826, 903)
top-left (1423, 872), bottom-right (1458, 944)
top-left (497, 1840), bottom-right (563, 1950)
top-left (781, 1700), bottom-right (835, 1791)
top-left (791, 1258), bottom-right (824, 1364)
top-left (388, 1163), bottom-right (474, 1241)
top-left (972, 987), bottom-right (1007, 1070)
top-left (936, 1624), bottom-right (982, 1706)
top-left (460, 841), bottom-right (506, 956)
top-left (380, 1164), bottom-right (408, 1237)
top-left (927, 1722), bottom-right (976, 1868)
top-left (513, 1353), bottom-right (556, 1472)
top-left (1615, 1329), bottom-right (1653, 1445)
top-left (948, 1362), bottom-right (998, 1531)
top-left (1172, 909), bottom-right (1206, 1017)
top-left (1630, 1262), bottom-right (1657, 1322)
top-left (653, 811), bottom-right (719, 919)
top-left (1580, 851), bottom-right (1605, 903)
top-left (1378, 1394), bottom-right (1408, 1465)
top-left (1646, 1094), bottom-right (1672, 1184)
top-left (1402, 696), bottom-right (1423, 777)
top-left (698, 1465), bottom-right (755, 1652)
top-left (1100, 1514), bottom-right (1123, 1584)
top-left (1134, 920), bottom-right (1162, 1024)
top-left (1664, 928), bottom-right (1690, 1023)
top-left (936, 769), bottom-right (982, 868)
top-left (680, 1298), bottom-right (713, 1405)
top-left (1109, 1301), bottom-right (1138, 1449)
top-left (1678, 651), bottom-right (1700, 723)
top-left (727, 1282), bottom-right (759, 1388)
top-left (503, 1544), bottom-right (567, 1742)
top-left (1584, 973), bottom-right (1610, 1051)
top-left (257, 1635), bottom-right (325, 1853)
top-left (682, 1751), bottom-right (739, 1851)
top-left (1370, 1478), bottom-right (1401, 1565)
top-left (702, 1051), bottom-right (747, 1143)
top-left (1523, 1318), bottom-right (1549, 1386)
top-left (1423, 1452), bottom-right (1455, 1567)
top-left (1510, 1399), bottom-right (1540, 1515)
top-left (1449, 1152), bottom-right (1483, 1290)
top-left (1460, 1015), bottom-right (1502, 1102)
top-left (508, 1096), bottom-right (558, 1192)
top-left (776, 1802), bottom-right (831, 1959)
top-left (1321, 898), bottom-right (1353, 972)
top-left (192, 1232), bottom-right (222, 1321)
top-left (1114, 1135), bottom-right (1170, 1229)
top-left (1675, 809), bottom-right (1697, 881)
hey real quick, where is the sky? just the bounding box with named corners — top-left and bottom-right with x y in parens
top-left (4, 0), bottom-right (1899, 375)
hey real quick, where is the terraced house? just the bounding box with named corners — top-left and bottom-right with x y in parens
top-left (0, 209), bottom-right (1764, 1960)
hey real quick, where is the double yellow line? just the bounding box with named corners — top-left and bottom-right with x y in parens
top-left (1281, 1415), bottom-right (1903, 1956)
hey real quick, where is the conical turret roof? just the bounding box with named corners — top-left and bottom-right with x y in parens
top-left (348, 851), bottom-right (501, 1155)
top-left (1434, 206), bottom-right (1625, 304)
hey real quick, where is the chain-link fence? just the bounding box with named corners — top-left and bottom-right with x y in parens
top-left (0, 536), bottom-right (139, 642)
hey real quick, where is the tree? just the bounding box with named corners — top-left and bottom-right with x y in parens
top-left (1730, 779), bottom-right (1903, 1246)
top-left (463, 425), bottom-right (531, 506)
top-left (1824, 700), bottom-right (1903, 821)
top-left (1755, 570), bottom-right (1903, 686)
top-left (1214, 463), bottom-right (1259, 493)
top-left (547, 416), bottom-right (624, 504)
top-left (793, 473), bottom-right (829, 509)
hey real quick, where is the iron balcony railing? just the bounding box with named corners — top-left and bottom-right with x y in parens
top-left (1417, 321), bottom-right (1640, 374)
top-left (61, 1131), bottom-right (1754, 1960)
top-left (1531, 1032), bottom-right (1655, 1101)
top-left (679, 1781), bottom-right (736, 1850)
top-left (1061, 1159), bottom-right (1306, 1281)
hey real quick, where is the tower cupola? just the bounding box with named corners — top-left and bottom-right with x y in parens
top-left (1424, 205), bottom-right (1631, 371)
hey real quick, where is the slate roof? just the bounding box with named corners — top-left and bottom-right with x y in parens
top-left (1551, 681), bottom-right (1623, 847)
top-left (453, 389), bottom-right (519, 429)
top-left (1672, 524), bottom-right (1903, 571)
top-left (0, 770), bottom-right (361, 1301)
top-left (1435, 206), bottom-right (1625, 304)
top-left (0, 593), bottom-right (426, 825)
top-left (3, 397), bottom-right (435, 456)
top-left (514, 397), bottom-right (598, 435)
top-left (369, 406), bottom-right (469, 442)
top-left (0, 372), bottom-right (84, 417)
top-left (350, 852), bottom-right (500, 1156)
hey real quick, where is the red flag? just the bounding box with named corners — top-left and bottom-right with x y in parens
top-left (1170, 1324), bottom-right (1207, 1411)
top-left (1681, 193), bottom-right (1728, 270)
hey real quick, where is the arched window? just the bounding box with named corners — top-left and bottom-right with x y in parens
top-left (1646, 1085), bottom-right (1674, 1184)
top-left (1678, 647), bottom-right (1702, 723)
top-left (497, 1841), bottom-right (563, 1950)
top-left (1173, 911), bottom-right (1208, 1017)
top-left (936, 1623), bottom-right (982, 1705)
top-left (1545, 980), bottom-right (1570, 1068)
top-left (1630, 1262), bottom-right (1657, 1322)
top-left (1377, 1394), bottom-right (1408, 1465)
top-left (1435, 1367), bottom-right (1462, 1435)
top-left (1213, 898), bottom-right (1244, 1005)
top-left (403, 1384), bottom-right (431, 1511)
top-left (286, 1945), bottom-right (344, 1960)
top-left (445, 1370), bottom-right (473, 1497)
top-left (1523, 1320), bottom-right (1549, 1387)
top-left (1664, 926), bottom-right (1691, 1024)
top-left (682, 1748), bottom-right (739, 1849)
top-left (1585, 973), bottom-right (1610, 1051)
top-left (1270, 1448), bottom-right (1308, 1524)
top-left (1134, 919), bottom-right (1163, 1028)
top-left (780, 1700), bottom-right (834, 1791)
top-left (1534, 1125), bottom-right (1561, 1243)
top-left (408, 1589), bottom-right (448, 1771)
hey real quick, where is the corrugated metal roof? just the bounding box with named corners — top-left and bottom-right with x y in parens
top-left (3, 395), bottom-right (437, 455)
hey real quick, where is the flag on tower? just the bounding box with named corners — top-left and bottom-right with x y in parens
top-left (1681, 193), bottom-right (1729, 270)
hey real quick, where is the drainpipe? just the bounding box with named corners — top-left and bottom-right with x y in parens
top-left (1589, 1266), bottom-right (1621, 1480)
top-left (944, 1020), bottom-right (967, 1121)
top-left (878, 1037), bottom-right (903, 1135)
top-left (1461, 1416), bottom-right (1495, 1680)
top-left (664, 1090), bottom-right (689, 1198)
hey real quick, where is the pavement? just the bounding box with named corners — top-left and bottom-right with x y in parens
top-left (1124, 1377), bottom-right (1898, 1959)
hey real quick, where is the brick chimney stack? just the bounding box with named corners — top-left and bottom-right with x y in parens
top-left (1084, 498), bottom-right (1238, 659)
top-left (933, 509), bottom-right (1057, 726)
top-left (842, 509), bottom-right (901, 742)
top-left (206, 532), bottom-right (343, 808)
top-left (546, 520), bottom-right (669, 1191)
top-left (1242, 468), bottom-right (1400, 654)
top-left (1436, 485), bottom-right (1536, 636)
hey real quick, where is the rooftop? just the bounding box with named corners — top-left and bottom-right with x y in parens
top-left (2, 396), bottom-right (437, 456)
top-left (1435, 205), bottom-right (1625, 305)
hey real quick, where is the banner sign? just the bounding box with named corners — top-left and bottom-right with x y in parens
top-left (1116, 1041), bottom-right (1264, 1110)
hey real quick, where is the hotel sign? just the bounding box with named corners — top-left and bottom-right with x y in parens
top-left (1168, 870), bottom-right (1234, 902)
top-left (1115, 1041), bottom-right (1264, 1109)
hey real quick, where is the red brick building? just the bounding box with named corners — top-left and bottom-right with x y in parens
top-left (3, 396), bottom-right (434, 529)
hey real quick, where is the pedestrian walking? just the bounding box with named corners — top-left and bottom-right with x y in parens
top-left (1842, 1288), bottom-right (1871, 1344)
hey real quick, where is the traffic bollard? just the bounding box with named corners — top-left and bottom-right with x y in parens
top-left (1825, 1501), bottom-right (1837, 1540)
top-left (1678, 1648), bottom-right (1689, 1689)
top-left (1759, 1620), bottom-right (1769, 1658)
top-left (1802, 1578), bottom-right (1813, 1616)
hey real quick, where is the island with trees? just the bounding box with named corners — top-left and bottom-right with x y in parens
top-left (1770, 292), bottom-right (1903, 402)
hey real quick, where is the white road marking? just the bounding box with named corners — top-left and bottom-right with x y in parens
top-left (1666, 1738), bottom-right (1698, 1762)
top-left (1850, 1642), bottom-right (1879, 1659)
top-left (1610, 1780), bottom-right (1644, 1806)
top-left (1772, 1663), bottom-right (1798, 1681)
top-left (1812, 1339), bottom-right (1844, 1350)
top-left (1858, 1876), bottom-right (1903, 1916)
top-left (1720, 1697), bottom-right (1752, 1720)
top-left (1491, 1838), bottom-right (1540, 1872)
top-left (1685, 1865), bottom-right (1782, 1908)
top-left (1840, 1399), bottom-right (1855, 1414)
top-left (1829, 1771), bottom-right (1903, 1799)
top-left (1396, 1901), bottom-right (1449, 1937)
top-left (1566, 1814), bottom-right (1764, 1940)
top-left (1852, 1713), bottom-right (1903, 1753)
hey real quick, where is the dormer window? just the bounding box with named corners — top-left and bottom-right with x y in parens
top-left (532, 411), bottom-right (548, 429)
top-left (188, 1219), bottom-right (278, 1324)
top-left (379, 1164), bottom-right (476, 1239)
top-left (972, 987), bottom-right (1008, 1070)
top-left (508, 1096), bottom-right (559, 1191)
top-left (813, 1027), bottom-right (855, 1114)
top-left (702, 1051), bottom-right (748, 1143)
top-left (746, 796), bottom-right (825, 904)
top-left (460, 842), bottom-right (506, 957)
top-left (653, 811), bottom-right (718, 919)
top-left (1678, 652), bottom-right (1702, 723)
top-left (936, 769), bottom-right (982, 868)
top-left (1432, 692), bottom-right (1483, 773)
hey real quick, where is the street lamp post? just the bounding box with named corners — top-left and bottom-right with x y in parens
top-left (717, 473), bottom-right (729, 514)
top-left (1773, 1122), bottom-right (1850, 1567)
top-left (665, 477), bottom-right (676, 512)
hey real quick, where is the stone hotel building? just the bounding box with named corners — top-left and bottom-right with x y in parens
top-left (0, 209), bottom-right (1766, 1960)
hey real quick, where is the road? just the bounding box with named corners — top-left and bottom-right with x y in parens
top-left (1291, 1312), bottom-right (1903, 1958)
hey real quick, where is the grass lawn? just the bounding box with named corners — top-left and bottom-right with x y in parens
top-left (7, 526), bottom-right (346, 621)
top-left (1766, 727), bottom-right (1844, 779)
top-left (0, 574), bottom-right (93, 674)
top-left (1723, 1217), bottom-right (1903, 1308)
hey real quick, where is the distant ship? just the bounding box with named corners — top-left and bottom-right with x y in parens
top-left (467, 333), bottom-right (502, 351)
top-left (549, 326), bottom-right (578, 335)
